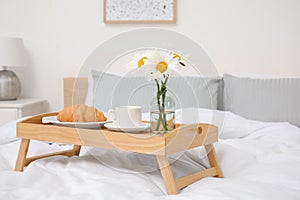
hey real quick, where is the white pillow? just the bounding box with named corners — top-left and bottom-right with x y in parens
top-left (223, 74), bottom-right (300, 127)
top-left (86, 69), bottom-right (221, 112)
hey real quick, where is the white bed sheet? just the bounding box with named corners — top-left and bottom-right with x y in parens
top-left (0, 108), bottom-right (300, 200)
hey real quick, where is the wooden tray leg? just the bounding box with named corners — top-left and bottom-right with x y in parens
top-left (205, 144), bottom-right (223, 178)
top-left (15, 142), bottom-right (82, 172)
top-left (15, 139), bottom-right (30, 172)
top-left (156, 155), bottom-right (177, 195)
top-left (73, 145), bottom-right (81, 156)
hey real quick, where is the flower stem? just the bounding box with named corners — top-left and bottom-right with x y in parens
top-left (161, 75), bottom-right (169, 131)
top-left (155, 79), bottom-right (162, 131)
top-left (154, 75), bottom-right (169, 132)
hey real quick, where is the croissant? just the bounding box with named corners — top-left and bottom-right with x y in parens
top-left (57, 105), bottom-right (107, 122)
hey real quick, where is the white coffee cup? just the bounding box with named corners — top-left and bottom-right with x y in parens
top-left (108, 106), bottom-right (142, 127)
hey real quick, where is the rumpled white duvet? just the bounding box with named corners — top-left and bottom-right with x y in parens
top-left (0, 108), bottom-right (300, 200)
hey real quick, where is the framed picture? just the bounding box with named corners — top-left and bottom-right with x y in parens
top-left (104, 0), bottom-right (177, 24)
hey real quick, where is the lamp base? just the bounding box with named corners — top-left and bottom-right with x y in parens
top-left (0, 68), bottom-right (21, 100)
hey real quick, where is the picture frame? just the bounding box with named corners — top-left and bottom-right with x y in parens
top-left (103, 0), bottom-right (177, 24)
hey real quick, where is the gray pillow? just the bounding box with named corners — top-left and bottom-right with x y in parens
top-left (223, 74), bottom-right (300, 126)
top-left (87, 70), bottom-right (221, 112)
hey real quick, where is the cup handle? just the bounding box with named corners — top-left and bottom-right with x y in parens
top-left (108, 109), bottom-right (116, 121)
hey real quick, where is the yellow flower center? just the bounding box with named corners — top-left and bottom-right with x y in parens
top-left (138, 57), bottom-right (147, 67)
top-left (173, 54), bottom-right (182, 60)
top-left (156, 61), bottom-right (168, 73)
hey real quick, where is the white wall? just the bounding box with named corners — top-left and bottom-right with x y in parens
top-left (0, 0), bottom-right (300, 111)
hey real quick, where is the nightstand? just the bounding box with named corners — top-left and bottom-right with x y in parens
top-left (0, 98), bottom-right (46, 126)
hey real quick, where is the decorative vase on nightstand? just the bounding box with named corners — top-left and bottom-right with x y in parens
top-left (0, 67), bottom-right (21, 100)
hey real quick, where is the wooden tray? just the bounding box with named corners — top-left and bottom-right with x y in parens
top-left (15, 112), bottom-right (223, 195)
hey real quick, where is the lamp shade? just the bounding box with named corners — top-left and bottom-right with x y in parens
top-left (0, 37), bottom-right (26, 67)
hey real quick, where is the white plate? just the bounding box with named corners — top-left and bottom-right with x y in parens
top-left (104, 122), bottom-right (150, 133)
top-left (42, 116), bottom-right (111, 129)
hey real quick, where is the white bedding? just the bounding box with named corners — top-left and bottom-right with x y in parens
top-left (0, 109), bottom-right (300, 200)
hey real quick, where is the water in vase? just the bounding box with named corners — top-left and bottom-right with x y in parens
top-left (150, 110), bottom-right (175, 134)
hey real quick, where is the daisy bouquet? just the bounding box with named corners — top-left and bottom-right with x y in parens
top-left (132, 50), bottom-right (186, 132)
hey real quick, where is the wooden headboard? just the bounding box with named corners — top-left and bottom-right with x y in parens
top-left (64, 77), bottom-right (88, 107)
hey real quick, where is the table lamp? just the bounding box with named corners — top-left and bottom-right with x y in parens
top-left (0, 37), bottom-right (27, 100)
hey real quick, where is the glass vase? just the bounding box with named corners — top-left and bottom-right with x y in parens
top-left (150, 95), bottom-right (175, 135)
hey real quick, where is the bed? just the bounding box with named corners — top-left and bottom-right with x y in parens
top-left (0, 73), bottom-right (300, 199)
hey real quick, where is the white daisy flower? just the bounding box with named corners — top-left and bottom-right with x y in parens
top-left (128, 49), bottom-right (188, 79)
top-left (126, 51), bottom-right (151, 69)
